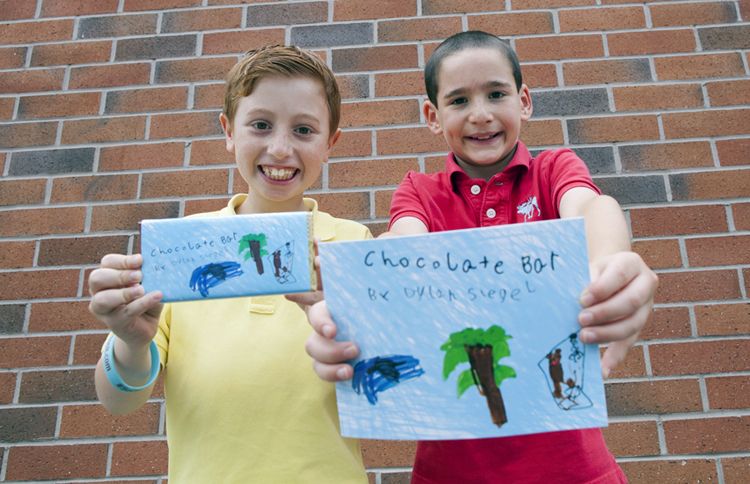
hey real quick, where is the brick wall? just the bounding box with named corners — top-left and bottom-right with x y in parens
top-left (0, 0), bottom-right (748, 482)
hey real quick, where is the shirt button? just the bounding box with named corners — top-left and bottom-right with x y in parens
top-left (470, 184), bottom-right (481, 195)
top-left (486, 208), bottom-right (496, 219)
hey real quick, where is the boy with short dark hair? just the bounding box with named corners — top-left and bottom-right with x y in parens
top-left (88, 45), bottom-right (369, 483)
top-left (304, 31), bottom-right (657, 483)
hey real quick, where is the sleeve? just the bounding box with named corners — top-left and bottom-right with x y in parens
top-left (548, 149), bottom-right (602, 214)
top-left (388, 171), bottom-right (430, 231)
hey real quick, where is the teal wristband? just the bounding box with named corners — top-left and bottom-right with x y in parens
top-left (103, 337), bottom-right (160, 392)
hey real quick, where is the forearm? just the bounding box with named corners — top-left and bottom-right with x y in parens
top-left (95, 337), bottom-right (157, 414)
top-left (579, 195), bottom-right (631, 262)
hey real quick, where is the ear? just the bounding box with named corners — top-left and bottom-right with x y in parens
top-left (327, 128), bottom-right (342, 155)
top-left (423, 100), bottom-right (442, 135)
top-left (519, 84), bottom-right (533, 121)
top-left (219, 113), bottom-right (235, 153)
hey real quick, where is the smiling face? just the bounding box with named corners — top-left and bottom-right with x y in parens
top-left (424, 47), bottom-right (532, 180)
top-left (220, 75), bottom-right (340, 214)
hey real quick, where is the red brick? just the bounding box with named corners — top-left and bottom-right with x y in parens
top-left (334, 0), bottom-right (415, 20)
top-left (0, 241), bottom-right (35, 269)
top-left (606, 345), bottom-right (646, 378)
top-left (69, 63), bottom-right (151, 89)
top-left (516, 34), bottom-right (604, 62)
top-left (162, 7), bottom-right (242, 32)
top-left (189, 139), bottom-right (233, 165)
top-left (341, 100), bottom-right (420, 129)
top-left (0, 121), bottom-right (57, 148)
top-left (18, 92), bottom-right (101, 119)
top-left (62, 116), bottom-right (146, 144)
top-left (0, 178), bottom-right (46, 206)
top-left (61, 403), bottom-right (160, 438)
top-left (364, 222), bottom-right (388, 238)
top-left (51, 174), bottom-right (139, 203)
top-left (665, 109), bottom-right (750, 139)
top-left (619, 460), bottom-right (718, 484)
top-left (602, 421), bottom-right (660, 457)
top-left (314, 192), bottom-right (370, 220)
top-left (639, 307), bottom-right (692, 340)
top-left (375, 71), bottom-right (424, 97)
top-left (468, 12), bottom-right (554, 36)
top-left (568, 115), bottom-right (659, 143)
top-left (333, 45), bottom-right (419, 72)
top-left (522, 63), bottom-right (558, 88)
top-left (100, 142), bottom-right (184, 171)
top-left (0, 335), bottom-right (71, 367)
top-left (202, 29), bottom-right (284, 55)
top-left (336, 74), bottom-right (369, 100)
top-left (141, 169), bottom-right (229, 198)
top-left (423, 0), bottom-right (506, 14)
top-left (0, 69), bottom-right (65, 94)
top-left (734, 202), bottom-right (750, 230)
top-left (655, 53), bottom-right (745, 81)
top-left (379, 17), bottom-right (462, 42)
top-left (0, 97), bottom-right (12, 120)
top-left (111, 440), bottom-right (169, 476)
top-left (124, 0), bottom-right (200, 10)
top-left (650, 2), bottom-right (738, 27)
top-left (559, 6), bottom-right (645, 32)
top-left (28, 301), bottom-right (100, 333)
top-left (330, 158), bottom-right (419, 189)
top-left (42, 0), bottom-right (119, 16)
top-left (514, 0), bottom-right (593, 6)
top-left (0, 207), bottom-right (85, 237)
top-left (632, 239), bottom-right (681, 269)
top-left (695, 303), bottom-right (750, 336)
top-left (106, 86), bottom-right (188, 114)
top-left (717, 139), bottom-right (750, 167)
top-left (6, 444), bottom-right (107, 481)
top-left (655, 270), bottom-right (741, 304)
top-left (563, 59), bottom-right (651, 85)
top-left (629, 205), bottom-right (728, 237)
top-left (0, 19), bottom-right (74, 45)
top-left (375, 189), bottom-right (396, 218)
top-left (670, 169), bottom-right (750, 201)
top-left (523, 119), bottom-right (565, 146)
top-left (651, 339), bottom-right (750, 375)
top-left (377, 127), bottom-right (446, 155)
top-left (361, 440), bottom-right (416, 467)
top-left (706, 79), bottom-right (750, 107)
top-left (91, 201), bottom-right (180, 232)
top-left (194, 83), bottom-right (224, 110)
top-left (0, 0), bottom-right (36, 20)
top-left (613, 84), bottom-right (703, 113)
top-left (608, 29), bottom-right (696, 56)
top-left (183, 198), bottom-right (229, 216)
top-left (665, 416), bottom-right (750, 454)
top-left (39, 235), bottom-right (130, 266)
top-left (0, 46), bottom-right (27, 69)
top-left (72, 333), bottom-right (108, 365)
top-left (619, 141), bottom-right (713, 172)
top-left (686, 235), bottom-right (750, 267)
top-left (31, 40), bottom-right (112, 67)
top-left (706, 375), bottom-right (750, 409)
top-left (606, 379), bottom-right (702, 416)
top-left (156, 57), bottom-right (236, 83)
top-left (0, 372), bottom-right (15, 404)
top-left (723, 457), bottom-right (750, 483)
top-left (150, 111), bottom-right (222, 139)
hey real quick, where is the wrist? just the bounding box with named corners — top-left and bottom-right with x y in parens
top-left (103, 336), bottom-right (159, 392)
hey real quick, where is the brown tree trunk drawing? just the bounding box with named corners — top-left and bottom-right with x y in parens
top-left (249, 240), bottom-right (264, 275)
top-left (466, 344), bottom-right (508, 427)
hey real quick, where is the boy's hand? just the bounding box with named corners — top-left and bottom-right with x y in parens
top-left (88, 253), bottom-right (163, 348)
top-left (577, 251), bottom-right (658, 377)
top-left (304, 300), bottom-right (360, 381)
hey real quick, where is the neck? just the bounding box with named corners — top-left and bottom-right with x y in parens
top-left (237, 194), bottom-right (307, 215)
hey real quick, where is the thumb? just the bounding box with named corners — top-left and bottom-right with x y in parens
top-left (600, 334), bottom-right (637, 378)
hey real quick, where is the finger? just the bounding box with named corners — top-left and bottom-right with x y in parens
top-left (312, 361), bottom-right (355, 382)
top-left (579, 303), bottom-right (650, 344)
top-left (578, 272), bottom-right (655, 327)
top-left (313, 240), bottom-right (324, 291)
top-left (101, 253), bottom-right (143, 270)
top-left (285, 290), bottom-right (324, 310)
top-left (581, 255), bottom-right (640, 307)
top-left (305, 332), bottom-right (359, 364)
top-left (307, 301), bottom-right (337, 339)
top-left (88, 267), bottom-right (142, 295)
top-left (88, 285), bottom-right (146, 318)
top-left (120, 290), bottom-right (163, 321)
top-left (600, 335), bottom-right (638, 378)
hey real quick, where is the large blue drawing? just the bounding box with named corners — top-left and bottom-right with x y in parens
top-left (353, 355), bottom-right (425, 404)
top-left (189, 261), bottom-right (243, 297)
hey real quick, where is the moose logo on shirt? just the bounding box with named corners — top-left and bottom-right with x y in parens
top-left (517, 196), bottom-right (541, 222)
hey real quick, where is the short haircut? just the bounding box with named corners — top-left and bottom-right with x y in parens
top-left (223, 45), bottom-right (341, 136)
top-left (424, 31), bottom-right (523, 106)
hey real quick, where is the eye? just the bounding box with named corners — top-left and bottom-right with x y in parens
top-left (295, 126), bottom-right (314, 135)
top-left (251, 120), bottom-right (271, 130)
top-left (489, 91), bottom-right (505, 100)
top-left (450, 97), bottom-right (468, 106)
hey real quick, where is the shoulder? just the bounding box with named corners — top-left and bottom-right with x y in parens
top-left (315, 211), bottom-right (372, 242)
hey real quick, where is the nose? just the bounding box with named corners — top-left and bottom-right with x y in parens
top-left (468, 99), bottom-right (492, 124)
top-left (267, 132), bottom-right (293, 159)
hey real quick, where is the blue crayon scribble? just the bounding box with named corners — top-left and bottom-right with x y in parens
top-left (352, 355), bottom-right (425, 405)
top-left (189, 261), bottom-right (243, 297)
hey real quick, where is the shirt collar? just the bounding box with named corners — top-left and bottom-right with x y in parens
top-left (221, 194), bottom-right (336, 241)
top-left (447, 141), bottom-right (532, 185)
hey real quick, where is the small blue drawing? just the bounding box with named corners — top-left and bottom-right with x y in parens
top-left (352, 355), bottom-right (425, 405)
top-left (189, 261), bottom-right (243, 297)
top-left (538, 332), bottom-right (593, 411)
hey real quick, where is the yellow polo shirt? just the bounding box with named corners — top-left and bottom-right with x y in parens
top-left (154, 194), bottom-right (370, 483)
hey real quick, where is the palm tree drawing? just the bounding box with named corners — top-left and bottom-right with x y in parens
top-left (238, 233), bottom-right (268, 275)
top-left (441, 325), bottom-right (516, 427)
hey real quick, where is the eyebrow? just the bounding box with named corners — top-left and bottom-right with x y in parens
top-left (442, 80), bottom-right (514, 100)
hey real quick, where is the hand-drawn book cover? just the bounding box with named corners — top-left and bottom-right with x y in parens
top-left (319, 218), bottom-right (608, 440)
top-left (141, 212), bottom-right (315, 302)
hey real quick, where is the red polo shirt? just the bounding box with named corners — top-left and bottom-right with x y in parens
top-left (390, 142), bottom-right (625, 483)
